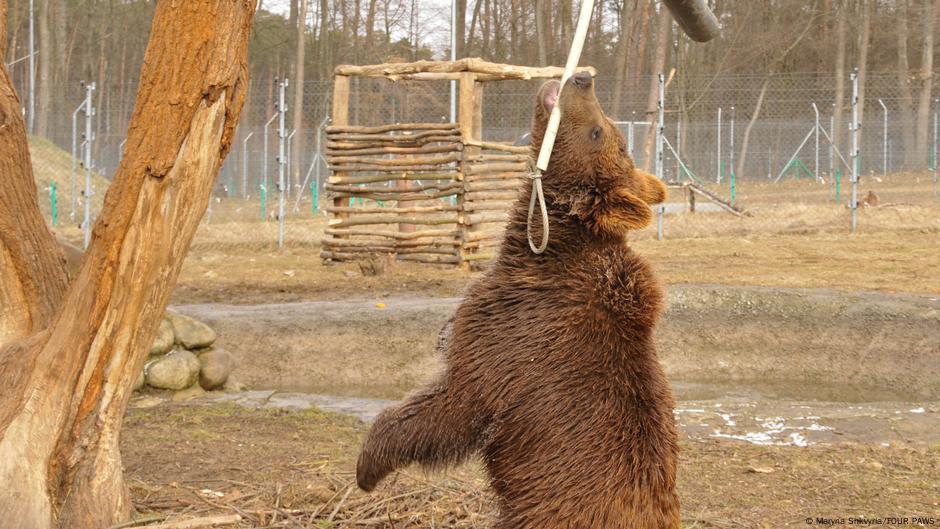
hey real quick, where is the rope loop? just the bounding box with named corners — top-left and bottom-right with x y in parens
top-left (526, 171), bottom-right (550, 254)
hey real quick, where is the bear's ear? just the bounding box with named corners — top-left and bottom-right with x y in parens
top-left (573, 186), bottom-right (653, 236)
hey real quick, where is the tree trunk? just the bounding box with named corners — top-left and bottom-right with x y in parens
top-left (915, 0), bottom-right (939, 167)
top-left (832, 0), bottom-right (847, 156)
top-left (897, 0), bottom-right (918, 170)
top-left (855, 0), bottom-right (872, 159)
top-left (35, 0), bottom-right (51, 137)
top-left (0, 6), bottom-right (69, 343)
top-left (641, 7), bottom-right (671, 171)
top-left (455, 0), bottom-right (466, 59)
top-left (535, 0), bottom-right (548, 66)
top-left (611, 0), bottom-right (633, 118)
top-left (0, 2), bottom-right (254, 528)
top-left (292, 0), bottom-right (308, 195)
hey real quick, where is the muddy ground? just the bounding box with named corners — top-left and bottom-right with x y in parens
top-left (173, 286), bottom-right (940, 401)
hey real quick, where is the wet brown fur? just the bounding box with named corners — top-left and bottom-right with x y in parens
top-left (357, 73), bottom-right (679, 529)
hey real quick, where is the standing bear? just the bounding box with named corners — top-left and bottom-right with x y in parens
top-left (357, 71), bottom-right (679, 529)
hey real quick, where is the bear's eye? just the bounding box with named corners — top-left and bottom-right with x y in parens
top-left (591, 126), bottom-right (602, 141)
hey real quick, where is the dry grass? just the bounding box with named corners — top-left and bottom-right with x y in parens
top-left (49, 172), bottom-right (939, 303)
top-left (121, 402), bottom-right (940, 529)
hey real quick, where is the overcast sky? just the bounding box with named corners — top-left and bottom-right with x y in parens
top-left (260, 0), bottom-right (455, 58)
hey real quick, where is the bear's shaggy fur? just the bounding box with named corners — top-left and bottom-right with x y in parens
top-left (356, 72), bottom-right (679, 529)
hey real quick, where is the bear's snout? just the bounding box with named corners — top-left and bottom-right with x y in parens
top-left (571, 71), bottom-right (593, 88)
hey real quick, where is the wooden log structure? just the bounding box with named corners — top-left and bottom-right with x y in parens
top-left (323, 59), bottom-right (567, 266)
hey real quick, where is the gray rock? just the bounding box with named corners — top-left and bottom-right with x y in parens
top-left (149, 318), bottom-right (175, 356)
top-left (167, 312), bottom-right (217, 350)
top-left (145, 350), bottom-right (200, 390)
top-left (198, 348), bottom-right (235, 391)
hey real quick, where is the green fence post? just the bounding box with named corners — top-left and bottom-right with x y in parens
top-left (50, 182), bottom-right (58, 227)
top-left (260, 184), bottom-right (266, 219)
top-left (730, 170), bottom-right (736, 206)
top-left (835, 168), bottom-right (841, 202)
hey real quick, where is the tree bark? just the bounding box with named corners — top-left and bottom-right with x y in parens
top-left (897, 0), bottom-right (918, 169)
top-left (832, 0), bottom-right (847, 156)
top-left (35, 0), bottom-right (51, 137)
top-left (915, 0), bottom-right (940, 167)
top-left (535, 0), bottom-right (548, 66)
top-left (0, 0), bottom-right (69, 343)
top-left (0, 2), bottom-right (254, 528)
top-left (855, 0), bottom-right (872, 157)
top-left (641, 7), bottom-right (671, 171)
top-left (292, 0), bottom-right (308, 195)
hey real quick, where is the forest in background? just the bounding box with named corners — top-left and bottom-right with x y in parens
top-left (5, 0), bottom-right (940, 183)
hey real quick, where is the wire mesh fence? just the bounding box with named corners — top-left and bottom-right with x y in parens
top-left (23, 71), bottom-right (940, 250)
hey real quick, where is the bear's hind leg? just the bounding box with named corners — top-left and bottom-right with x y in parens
top-left (356, 381), bottom-right (487, 491)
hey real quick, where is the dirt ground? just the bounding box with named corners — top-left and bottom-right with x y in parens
top-left (121, 402), bottom-right (940, 529)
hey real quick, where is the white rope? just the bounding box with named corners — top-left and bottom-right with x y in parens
top-left (527, 0), bottom-right (596, 254)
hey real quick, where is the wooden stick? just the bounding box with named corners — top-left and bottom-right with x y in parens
top-left (326, 181), bottom-right (463, 194)
top-left (328, 215), bottom-right (458, 228)
top-left (326, 144), bottom-right (462, 157)
top-left (326, 204), bottom-right (461, 214)
top-left (321, 244), bottom-right (459, 255)
top-left (126, 514), bottom-right (242, 529)
top-left (325, 228), bottom-right (459, 239)
top-left (465, 211), bottom-right (510, 225)
top-left (465, 162), bottom-right (528, 175)
top-left (327, 190), bottom-right (460, 201)
top-left (327, 173), bottom-right (458, 184)
top-left (466, 229), bottom-right (504, 241)
top-left (334, 58), bottom-right (595, 80)
top-left (326, 123), bottom-right (457, 134)
top-left (465, 172), bottom-right (527, 182)
top-left (323, 237), bottom-right (461, 248)
top-left (322, 250), bottom-right (461, 264)
top-left (466, 181), bottom-right (523, 192)
top-left (327, 129), bottom-right (459, 143)
top-left (463, 154), bottom-right (530, 162)
top-left (328, 164), bottom-right (462, 174)
top-left (463, 200), bottom-right (517, 211)
top-left (465, 190), bottom-right (518, 201)
top-left (329, 153), bottom-right (461, 167)
top-left (464, 140), bottom-right (531, 154)
top-left (327, 136), bottom-right (462, 150)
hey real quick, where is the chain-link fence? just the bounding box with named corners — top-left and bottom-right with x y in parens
top-left (21, 71), bottom-right (940, 248)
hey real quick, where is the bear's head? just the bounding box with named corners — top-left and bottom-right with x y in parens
top-left (530, 72), bottom-right (667, 240)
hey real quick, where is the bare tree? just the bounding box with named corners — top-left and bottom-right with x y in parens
top-left (916, 0), bottom-right (940, 166)
top-left (0, 2), bottom-right (254, 528)
top-left (292, 0), bottom-right (308, 195)
top-left (641, 6), bottom-right (671, 171)
top-left (896, 0), bottom-right (917, 169)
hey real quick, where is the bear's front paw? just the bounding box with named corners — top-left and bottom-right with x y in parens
top-left (356, 448), bottom-right (390, 492)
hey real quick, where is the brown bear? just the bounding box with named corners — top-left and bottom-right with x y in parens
top-left (356, 71), bottom-right (678, 529)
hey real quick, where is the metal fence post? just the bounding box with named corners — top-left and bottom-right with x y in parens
top-left (655, 74), bottom-right (665, 241)
top-left (878, 98), bottom-right (887, 176)
top-left (933, 101), bottom-right (938, 198)
top-left (82, 82), bottom-right (96, 249)
top-left (812, 102), bottom-right (820, 180)
top-left (277, 78), bottom-right (289, 248)
top-left (716, 106), bottom-right (722, 183)
top-left (70, 100), bottom-right (85, 222)
top-left (850, 69), bottom-right (859, 233)
top-left (242, 132), bottom-right (254, 199)
top-left (729, 106), bottom-right (736, 205)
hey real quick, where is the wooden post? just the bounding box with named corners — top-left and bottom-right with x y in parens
top-left (329, 75), bottom-right (351, 252)
top-left (457, 72), bottom-right (483, 268)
